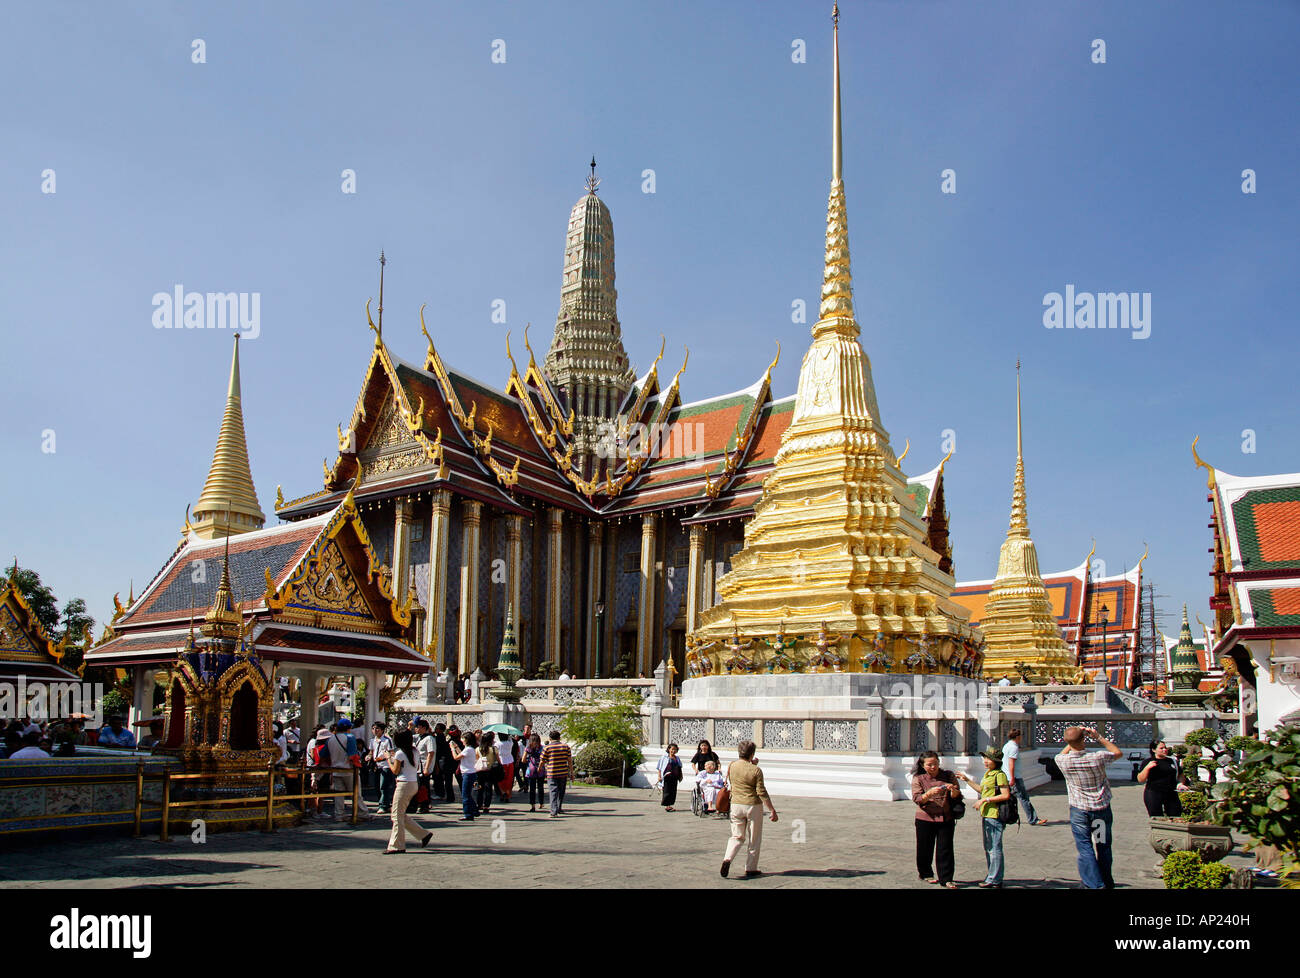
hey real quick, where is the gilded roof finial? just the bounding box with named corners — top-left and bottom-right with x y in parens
top-left (586, 156), bottom-right (600, 195)
top-left (376, 250), bottom-right (386, 343)
top-left (1191, 435), bottom-right (1216, 489)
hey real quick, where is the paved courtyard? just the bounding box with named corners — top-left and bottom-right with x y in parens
top-left (4, 782), bottom-right (1258, 889)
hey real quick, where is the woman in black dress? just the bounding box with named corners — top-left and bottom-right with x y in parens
top-left (1137, 740), bottom-right (1182, 816)
top-left (690, 739), bottom-right (720, 775)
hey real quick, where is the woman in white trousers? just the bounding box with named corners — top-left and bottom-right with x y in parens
top-left (385, 729), bottom-right (432, 854)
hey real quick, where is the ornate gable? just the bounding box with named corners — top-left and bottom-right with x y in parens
top-left (283, 538), bottom-right (379, 624)
top-left (264, 492), bottom-right (412, 636)
top-left (0, 603), bottom-right (42, 660)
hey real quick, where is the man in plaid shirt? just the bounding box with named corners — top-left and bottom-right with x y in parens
top-left (1056, 726), bottom-right (1124, 889)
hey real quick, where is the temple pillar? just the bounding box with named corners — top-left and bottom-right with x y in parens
top-left (545, 508), bottom-right (563, 667)
top-left (129, 665), bottom-right (157, 730)
top-left (604, 523), bottom-right (618, 676)
top-left (392, 497), bottom-right (414, 599)
top-left (364, 669), bottom-right (382, 730)
top-left (424, 490), bottom-right (452, 677)
top-left (506, 513), bottom-right (524, 621)
top-left (457, 500), bottom-right (483, 674)
top-left (637, 513), bottom-right (658, 676)
top-left (686, 524), bottom-right (705, 633)
top-left (585, 521), bottom-right (604, 676)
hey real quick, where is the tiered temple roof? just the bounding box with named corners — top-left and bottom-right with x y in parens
top-left (1196, 444), bottom-right (1300, 692)
top-left (88, 493), bottom-right (429, 675)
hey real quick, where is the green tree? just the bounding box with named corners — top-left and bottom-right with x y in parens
top-left (5, 560), bottom-right (61, 636)
top-left (5, 562), bottom-right (97, 672)
top-left (560, 688), bottom-right (645, 771)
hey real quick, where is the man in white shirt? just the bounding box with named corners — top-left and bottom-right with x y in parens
top-left (415, 719), bottom-right (437, 814)
top-left (558, 670), bottom-right (571, 681)
top-left (997, 676), bottom-right (1012, 687)
top-left (369, 721), bottom-right (395, 813)
top-left (1002, 728), bottom-right (1047, 826)
top-left (8, 732), bottom-right (50, 759)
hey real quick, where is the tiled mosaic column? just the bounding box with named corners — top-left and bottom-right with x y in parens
top-left (637, 513), bottom-right (658, 675)
top-left (457, 500), bottom-right (482, 673)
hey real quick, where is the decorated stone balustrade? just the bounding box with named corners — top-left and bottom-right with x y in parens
top-left (990, 683), bottom-right (1099, 710)
top-left (0, 748), bottom-right (182, 836)
top-left (660, 713), bottom-right (979, 755)
top-left (475, 678), bottom-right (655, 706)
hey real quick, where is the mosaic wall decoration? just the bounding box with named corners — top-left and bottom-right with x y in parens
top-left (713, 719), bottom-right (755, 748)
top-left (813, 720), bottom-right (858, 751)
top-left (762, 720), bottom-right (804, 750)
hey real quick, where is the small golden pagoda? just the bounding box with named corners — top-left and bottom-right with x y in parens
top-left (188, 334), bottom-right (265, 540)
top-left (976, 366), bottom-right (1074, 682)
top-left (689, 7), bottom-right (982, 677)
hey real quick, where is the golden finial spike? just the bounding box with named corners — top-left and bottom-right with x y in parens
top-left (1191, 435), bottom-right (1216, 489)
top-left (1136, 543), bottom-right (1149, 574)
top-left (816, 6), bottom-right (856, 334)
top-left (523, 323), bottom-right (538, 367)
top-left (1008, 365), bottom-right (1029, 537)
top-left (376, 250), bottom-right (386, 338)
top-left (366, 297), bottom-right (379, 343)
top-left (505, 329), bottom-right (521, 378)
top-left (896, 438), bottom-right (910, 465)
top-left (832, 3), bottom-right (843, 185)
top-left (1085, 537), bottom-right (1097, 574)
top-left (419, 302), bottom-right (433, 353)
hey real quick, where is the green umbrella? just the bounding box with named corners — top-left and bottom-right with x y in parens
top-left (482, 722), bottom-right (523, 736)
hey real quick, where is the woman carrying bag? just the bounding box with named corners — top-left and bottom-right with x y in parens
top-left (656, 742), bottom-right (683, 811)
top-left (384, 729), bottom-right (432, 854)
top-left (911, 751), bottom-right (961, 888)
top-left (475, 731), bottom-right (500, 815)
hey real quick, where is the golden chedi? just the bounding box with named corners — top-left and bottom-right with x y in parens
top-left (690, 9), bottom-right (982, 677)
top-left (976, 366), bottom-right (1074, 682)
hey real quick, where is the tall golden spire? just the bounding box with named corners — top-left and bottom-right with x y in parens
top-left (1008, 359), bottom-right (1029, 537)
top-left (816, 3), bottom-right (856, 337)
top-left (190, 335), bottom-right (265, 540)
top-left (690, 6), bottom-right (977, 671)
top-left (976, 364), bottom-right (1073, 680)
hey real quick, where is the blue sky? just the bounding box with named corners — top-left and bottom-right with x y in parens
top-left (2, 0), bottom-right (1296, 636)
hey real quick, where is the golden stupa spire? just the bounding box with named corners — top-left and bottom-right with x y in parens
top-left (976, 363), bottom-right (1073, 681)
top-left (688, 6), bottom-right (977, 675)
top-left (202, 504), bottom-right (242, 639)
top-left (190, 335), bottom-right (266, 540)
top-left (1008, 359), bottom-right (1029, 538)
top-left (816, 3), bottom-right (856, 337)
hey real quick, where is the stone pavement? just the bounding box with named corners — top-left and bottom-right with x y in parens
top-left (2, 781), bottom-right (1256, 889)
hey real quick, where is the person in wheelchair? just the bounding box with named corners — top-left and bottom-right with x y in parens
top-left (697, 760), bottom-right (727, 816)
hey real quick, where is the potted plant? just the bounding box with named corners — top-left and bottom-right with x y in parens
top-left (1211, 721), bottom-right (1300, 889)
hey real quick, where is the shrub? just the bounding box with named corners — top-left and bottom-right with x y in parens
top-left (1178, 790), bottom-right (1209, 823)
top-left (1211, 721), bottom-right (1300, 862)
top-left (1162, 850), bottom-right (1232, 889)
top-left (560, 688), bottom-right (645, 773)
top-left (573, 742), bottom-right (630, 785)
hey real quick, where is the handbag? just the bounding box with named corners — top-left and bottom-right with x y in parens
top-left (714, 785), bottom-right (731, 814)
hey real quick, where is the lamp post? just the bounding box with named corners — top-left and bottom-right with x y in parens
top-left (594, 600), bottom-right (605, 680)
top-left (1099, 603), bottom-right (1110, 684)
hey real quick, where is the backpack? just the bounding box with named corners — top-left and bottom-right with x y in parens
top-left (996, 773), bottom-right (1019, 825)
